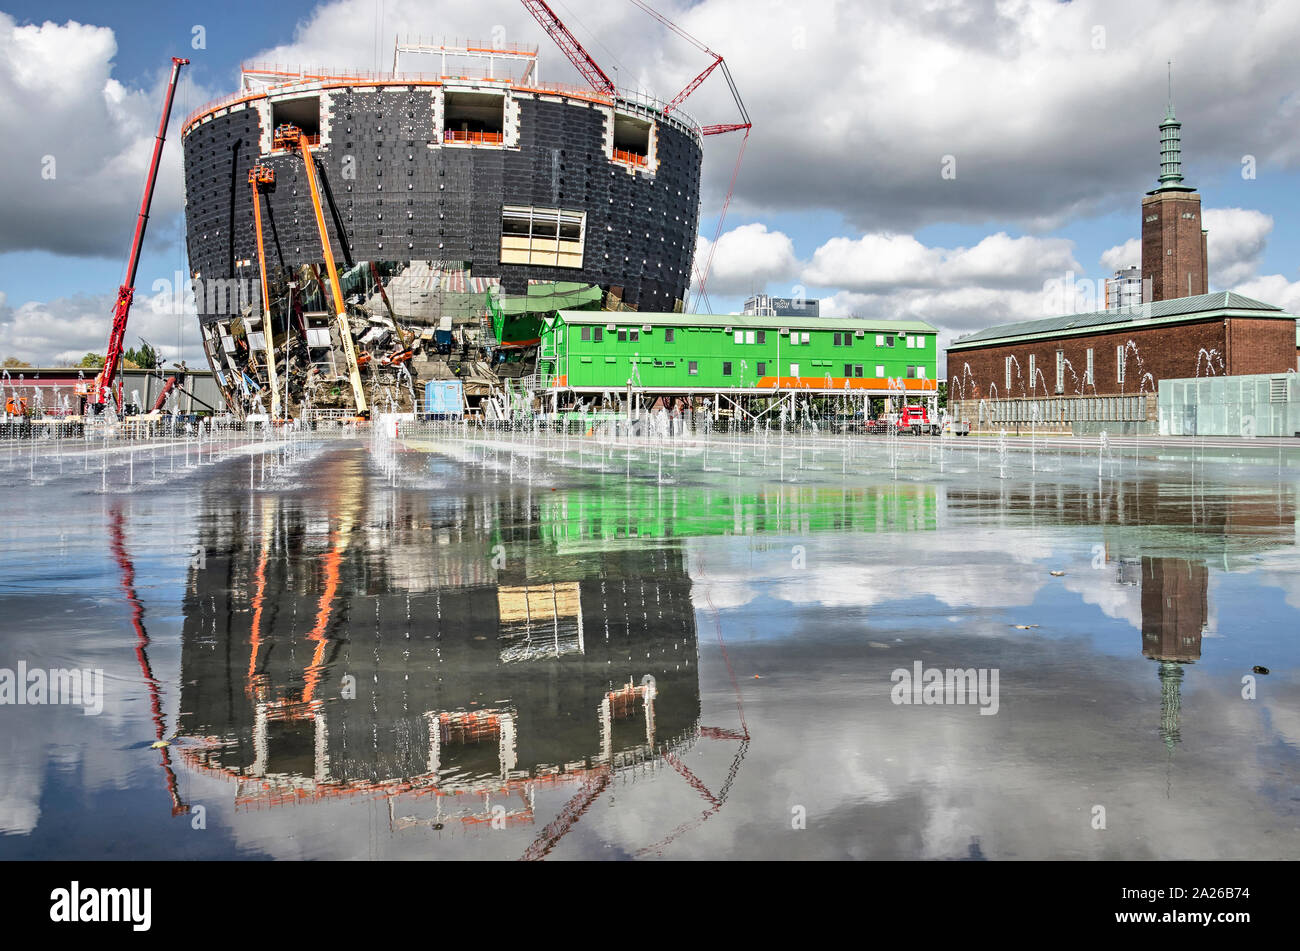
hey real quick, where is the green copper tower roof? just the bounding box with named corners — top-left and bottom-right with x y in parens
top-left (1150, 64), bottom-right (1195, 194)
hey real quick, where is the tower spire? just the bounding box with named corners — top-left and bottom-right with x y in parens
top-left (1156, 60), bottom-right (1185, 188)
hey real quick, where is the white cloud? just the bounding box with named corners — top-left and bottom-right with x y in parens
top-left (796, 229), bottom-right (1078, 368)
top-left (0, 15), bottom-right (210, 257)
top-left (237, 1), bottom-right (1300, 231)
top-left (693, 223), bottom-right (800, 297)
top-left (1099, 238), bottom-right (1140, 275)
top-left (803, 231), bottom-right (1077, 293)
top-left (1099, 208), bottom-right (1280, 298)
top-left (0, 283), bottom-right (205, 368)
top-left (1233, 273), bottom-right (1300, 313)
top-left (1205, 208), bottom-right (1274, 286)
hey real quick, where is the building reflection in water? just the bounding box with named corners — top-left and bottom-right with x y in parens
top-left (175, 453), bottom-right (708, 835)
top-left (1138, 557), bottom-right (1208, 754)
top-left (949, 474), bottom-right (1291, 759)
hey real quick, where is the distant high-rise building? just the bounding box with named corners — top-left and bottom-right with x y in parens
top-left (743, 294), bottom-right (819, 318)
top-left (1105, 265), bottom-right (1144, 309)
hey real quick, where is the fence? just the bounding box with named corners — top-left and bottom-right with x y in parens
top-left (950, 393), bottom-right (1157, 435)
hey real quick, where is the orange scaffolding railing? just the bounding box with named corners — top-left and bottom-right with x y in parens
top-left (182, 67), bottom-right (702, 140)
top-left (442, 129), bottom-right (504, 145)
top-left (612, 148), bottom-right (648, 167)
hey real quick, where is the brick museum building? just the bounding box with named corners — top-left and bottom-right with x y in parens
top-left (947, 100), bottom-right (1297, 432)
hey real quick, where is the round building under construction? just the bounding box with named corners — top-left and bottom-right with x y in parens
top-left (181, 40), bottom-right (706, 419)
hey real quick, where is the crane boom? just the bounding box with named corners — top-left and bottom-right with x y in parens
top-left (275, 124), bottom-right (368, 415)
top-left (96, 57), bottom-right (189, 407)
top-left (248, 165), bottom-right (281, 418)
top-left (665, 55), bottom-right (721, 117)
top-left (521, 0), bottom-right (615, 95)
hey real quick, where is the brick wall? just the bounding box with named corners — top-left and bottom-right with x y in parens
top-left (1223, 317), bottom-right (1296, 376)
top-left (950, 319), bottom-right (1226, 401)
top-left (949, 316), bottom-right (1296, 402)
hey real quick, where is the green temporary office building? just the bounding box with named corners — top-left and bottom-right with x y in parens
top-left (536, 311), bottom-right (939, 396)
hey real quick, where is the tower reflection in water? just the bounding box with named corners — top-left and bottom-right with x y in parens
top-left (1137, 557), bottom-right (1207, 754)
top-left (176, 454), bottom-right (703, 831)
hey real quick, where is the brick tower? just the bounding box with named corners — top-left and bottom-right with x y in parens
top-left (1140, 81), bottom-right (1209, 303)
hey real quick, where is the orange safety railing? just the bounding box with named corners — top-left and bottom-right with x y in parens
top-left (442, 129), bottom-right (504, 145)
top-left (271, 132), bottom-right (319, 151)
top-left (613, 148), bottom-right (648, 167)
top-left (182, 67), bottom-right (702, 140)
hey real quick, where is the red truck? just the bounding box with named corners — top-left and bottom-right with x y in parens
top-left (865, 405), bottom-right (939, 435)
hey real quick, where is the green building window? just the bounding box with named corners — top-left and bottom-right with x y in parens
top-left (757, 362), bottom-right (766, 376)
top-left (593, 326), bottom-right (603, 342)
top-left (664, 328), bottom-right (674, 343)
top-left (757, 330), bottom-right (766, 344)
top-left (688, 361), bottom-right (698, 375)
top-left (580, 326), bottom-right (591, 342)
top-left (844, 363), bottom-right (852, 376)
top-left (618, 330), bottom-right (627, 342)
top-left (722, 361), bottom-right (732, 376)
top-left (629, 330), bottom-right (639, 342)
top-left (854, 365), bottom-right (863, 377)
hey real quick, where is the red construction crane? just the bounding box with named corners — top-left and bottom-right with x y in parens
top-left (95, 57), bottom-right (189, 409)
top-left (621, 1), bottom-right (752, 310)
top-left (150, 374), bottom-right (178, 412)
top-left (518, 1), bottom-right (752, 311)
top-left (520, 0), bottom-right (615, 95)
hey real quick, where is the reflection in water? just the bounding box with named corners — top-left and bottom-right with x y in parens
top-left (947, 477), bottom-right (1296, 548)
top-left (6, 437), bottom-right (1299, 859)
top-left (540, 482), bottom-right (938, 547)
top-left (1138, 557), bottom-right (1207, 755)
top-left (176, 454), bottom-right (709, 839)
top-left (109, 504), bottom-right (187, 817)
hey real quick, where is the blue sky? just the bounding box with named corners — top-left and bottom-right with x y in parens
top-left (2, 0), bottom-right (1299, 367)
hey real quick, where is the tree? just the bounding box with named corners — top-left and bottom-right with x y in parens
top-left (1, 357), bottom-right (31, 368)
top-left (78, 352), bottom-right (105, 368)
top-left (122, 340), bottom-right (158, 370)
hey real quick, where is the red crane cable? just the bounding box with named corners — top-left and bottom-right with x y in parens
top-left (694, 125), bottom-right (750, 311)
